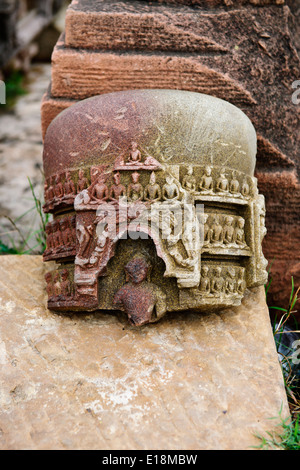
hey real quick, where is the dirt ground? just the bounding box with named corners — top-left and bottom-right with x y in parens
top-left (0, 64), bottom-right (51, 251)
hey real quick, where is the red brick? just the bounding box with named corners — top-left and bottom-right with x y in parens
top-left (51, 42), bottom-right (256, 107)
top-left (65, 1), bottom-right (228, 52)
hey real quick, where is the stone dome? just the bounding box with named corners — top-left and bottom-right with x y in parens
top-left (43, 89), bottom-right (256, 178)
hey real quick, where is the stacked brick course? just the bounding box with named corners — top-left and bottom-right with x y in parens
top-left (41, 0), bottom-right (300, 308)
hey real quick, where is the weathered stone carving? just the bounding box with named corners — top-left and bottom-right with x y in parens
top-left (199, 165), bottom-right (214, 194)
top-left (230, 171), bottom-right (241, 197)
top-left (46, 268), bottom-right (75, 308)
top-left (162, 175), bottom-right (180, 202)
top-left (113, 258), bottom-right (167, 326)
top-left (216, 168), bottom-right (229, 195)
top-left (44, 215), bottom-right (76, 262)
top-left (182, 166), bottom-right (196, 192)
top-left (144, 172), bottom-right (162, 203)
top-left (114, 142), bottom-right (162, 171)
top-left (64, 171), bottom-right (76, 197)
top-left (127, 171), bottom-right (144, 202)
top-left (42, 90), bottom-right (268, 324)
top-left (110, 172), bottom-right (127, 202)
top-left (77, 168), bottom-right (89, 193)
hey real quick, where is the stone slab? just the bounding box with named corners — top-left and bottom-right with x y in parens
top-left (65, 0), bottom-right (229, 52)
top-left (51, 42), bottom-right (255, 106)
top-left (0, 255), bottom-right (289, 450)
top-left (64, 1), bottom-right (284, 52)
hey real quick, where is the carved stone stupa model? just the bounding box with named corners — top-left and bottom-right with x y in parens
top-left (42, 90), bottom-right (268, 326)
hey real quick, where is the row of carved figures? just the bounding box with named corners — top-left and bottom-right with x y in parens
top-left (43, 169), bottom-right (91, 209)
top-left (44, 216), bottom-right (76, 255)
top-left (201, 213), bottom-right (248, 249)
top-left (45, 264), bottom-right (246, 303)
top-left (199, 266), bottom-right (246, 296)
top-left (77, 171), bottom-right (182, 204)
top-left (44, 212), bottom-right (247, 259)
top-left (44, 165), bottom-right (254, 210)
top-left (182, 166), bottom-right (254, 198)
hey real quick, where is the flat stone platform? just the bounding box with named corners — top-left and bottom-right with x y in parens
top-left (0, 256), bottom-right (289, 450)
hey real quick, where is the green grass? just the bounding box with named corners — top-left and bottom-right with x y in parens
top-left (0, 240), bottom-right (19, 254)
top-left (255, 407), bottom-right (300, 450)
top-left (1, 70), bottom-right (28, 110)
top-left (256, 275), bottom-right (300, 450)
top-left (0, 177), bottom-right (50, 255)
top-left (271, 277), bottom-right (300, 409)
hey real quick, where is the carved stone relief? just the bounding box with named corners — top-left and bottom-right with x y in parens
top-left (45, 267), bottom-right (75, 308)
top-left (43, 214), bottom-right (76, 261)
top-left (113, 257), bottom-right (167, 326)
top-left (44, 148), bottom-right (267, 322)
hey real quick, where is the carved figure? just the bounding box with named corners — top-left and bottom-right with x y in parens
top-left (225, 268), bottom-right (236, 295)
top-left (54, 174), bottom-right (64, 199)
top-left (182, 166), bottom-right (196, 192)
top-left (203, 214), bottom-right (212, 246)
top-left (60, 269), bottom-right (72, 297)
top-left (127, 172), bottom-right (143, 201)
top-left (89, 212), bottom-right (110, 265)
top-left (60, 218), bottom-right (75, 247)
top-left (198, 213), bottom-right (211, 246)
top-left (90, 174), bottom-right (109, 203)
top-left (237, 268), bottom-right (246, 295)
top-left (77, 169), bottom-right (89, 193)
top-left (234, 217), bottom-right (246, 247)
top-left (241, 178), bottom-right (250, 198)
top-left (144, 172), bottom-right (161, 202)
top-left (113, 258), bottom-right (167, 326)
top-left (167, 238), bottom-right (196, 270)
top-left (199, 266), bottom-right (211, 294)
top-left (52, 220), bottom-right (63, 249)
top-left (211, 215), bottom-right (223, 245)
top-left (110, 172), bottom-right (127, 201)
top-left (162, 176), bottom-right (179, 201)
top-left (223, 216), bottom-right (235, 245)
top-left (211, 267), bottom-right (225, 295)
top-left (199, 165), bottom-right (214, 194)
top-left (45, 223), bottom-right (54, 253)
top-left (230, 171), bottom-right (241, 196)
top-left (127, 141), bottom-right (142, 165)
top-left (216, 169), bottom-right (229, 194)
top-left (77, 223), bottom-right (94, 259)
top-left (64, 171), bottom-right (76, 196)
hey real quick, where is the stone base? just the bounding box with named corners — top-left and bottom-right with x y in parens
top-left (0, 256), bottom-right (289, 450)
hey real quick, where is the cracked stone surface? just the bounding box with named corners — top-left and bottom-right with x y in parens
top-left (0, 255), bottom-right (289, 450)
